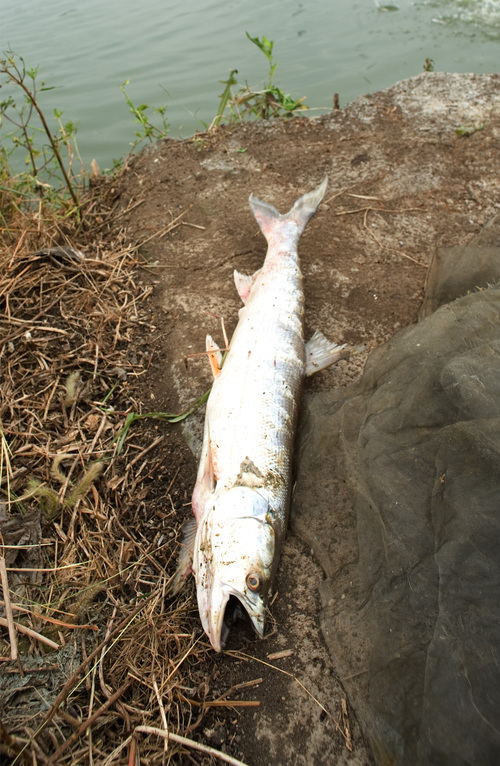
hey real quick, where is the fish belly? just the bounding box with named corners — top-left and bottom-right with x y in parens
top-left (206, 254), bottom-right (305, 520)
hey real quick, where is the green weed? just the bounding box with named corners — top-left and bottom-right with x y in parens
top-left (114, 389), bottom-right (211, 456)
top-left (0, 51), bottom-right (81, 216)
top-left (212, 33), bottom-right (307, 127)
top-left (1, 38), bottom-right (307, 212)
top-left (456, 123), bottom-right (484, 137)
top-left (120, 79), bottom-right (170, 153)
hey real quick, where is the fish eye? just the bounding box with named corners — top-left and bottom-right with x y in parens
top-left (246, 572), bottom-right (262, 592)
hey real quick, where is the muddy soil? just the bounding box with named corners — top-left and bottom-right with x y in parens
top-left (99, 72), bottom-right (500, 764)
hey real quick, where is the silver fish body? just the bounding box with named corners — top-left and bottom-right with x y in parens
top-left (189, 177), bottom-right (330, 651)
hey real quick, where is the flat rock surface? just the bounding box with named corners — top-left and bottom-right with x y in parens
top-left (107, 72), bottom-right (500, 764)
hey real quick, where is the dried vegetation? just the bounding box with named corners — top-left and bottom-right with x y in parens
top-left (0, 183), bottom-right (243, 765)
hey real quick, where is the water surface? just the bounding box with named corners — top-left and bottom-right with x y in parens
top-left (1, 0), bottom-right (498, 169)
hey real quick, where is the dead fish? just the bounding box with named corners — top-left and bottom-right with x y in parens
top-left (177, 176), bottom-right (349, 651)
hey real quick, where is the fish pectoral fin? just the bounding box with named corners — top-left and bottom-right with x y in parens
top-left (206, 334), bottom-right (223, 378)
top-left (305, 329), bottom-right (350, 376)
top-left (172, 516), bottom-right (197, 595)
top-left (234, 268), bottom-right (261, 304)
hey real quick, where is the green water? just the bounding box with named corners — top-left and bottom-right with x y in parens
top-left (1, 0), bottom-right (499, 170)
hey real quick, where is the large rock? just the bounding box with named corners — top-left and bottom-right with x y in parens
top-left (293, 237), bottom-right (500, 763)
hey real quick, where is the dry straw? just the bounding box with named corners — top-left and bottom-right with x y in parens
top-left (0, 185), bottom-right (243, 765)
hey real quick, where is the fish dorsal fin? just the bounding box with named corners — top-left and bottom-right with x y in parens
top-left (234, 268), bottom-right (261, 304)
top-left (206, 333), bottom-right (223, 378)
top-left (305, 329), bottom-right (349, 376)
top-left (172, 516), bottom-right (197, 595)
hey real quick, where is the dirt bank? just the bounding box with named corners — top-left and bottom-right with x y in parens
top-left (104, 71), bottom-right (500, 765)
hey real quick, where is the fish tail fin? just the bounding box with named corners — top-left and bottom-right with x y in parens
top-left (249, 175), bottom-right (328, 240)
top-left (289, 175), bottom-right (328, 227)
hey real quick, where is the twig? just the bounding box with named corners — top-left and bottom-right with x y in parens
top-left (0, 615), bottom-right (59, 650)
top-left (3, 57), bottom-right (80, 212)
top-left (135, 209), bottom-right (189, 248)
top-left (47, 680), bottom-right (131, 763)
top-left (324, 183), bottom-right (360, 204)
top-left (26, 599), bottom-right (151, 753)
top-left (159, 634), bottom-right (204, 694)
top-left (203, 700), bottom-right (260, 708)
top-left (267, 649), bottom-right (293, 660)
top-left (5, 563), bottom-right (86, 572)
top-left (216, 677), bottom-right (263, 699)
top-left (181, 221), bottom-right (206, 230)
top-left (100, 735), bottom-right (133, 766)
top-left (361, 207), bottom-right (427, 267)
top-left (153, 678), bottom-right (168, 756)
top-left (128, 736), bottom-right (137, 766)
top-left (134, 726), bottom-right (250, 766)
top-left (125, 435), bottom-right (165, 470)
top-left (0, 557), bottom-right (19, 660)
top-left (0, 720), bottom-right (39, 765)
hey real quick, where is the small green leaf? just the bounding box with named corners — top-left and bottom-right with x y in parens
top-left (456, 124), bottom-right (484, 137)
top-left (114, 389), bottom-right (210, 456)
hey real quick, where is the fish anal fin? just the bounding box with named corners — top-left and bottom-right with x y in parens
top-left (172, 516), bottom-right (197, 594)
top-left (305, 329), bottom-right (349, 376)
top-left (234, 268), bottom-right (261, 304)
top-left (206, 333), bottom-right (223, 378)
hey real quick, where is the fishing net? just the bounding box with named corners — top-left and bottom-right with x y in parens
top-left (293, 220), bottom-right (500, 765)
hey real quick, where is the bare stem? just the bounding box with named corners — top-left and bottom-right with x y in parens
top-left (2, 57), bottom-right (81, 214)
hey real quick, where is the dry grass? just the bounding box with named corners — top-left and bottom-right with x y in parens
top-left (0, 184), bottom-right (240, 765)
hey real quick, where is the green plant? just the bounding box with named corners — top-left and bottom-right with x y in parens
top-left (456, 123), bottom-right (484, 137)
top-left (114, 389), bottom-right (210, 456)
top-left (211, 69), bottom-right (239, 129)
top-left (0, 51), bottom-right (81, 215)
top-left (212, 33), bottom-right (307, 127)
top-left (120, 79), bottom-right (170, 152)
top-left (248, 34), bottom-right (278, 87)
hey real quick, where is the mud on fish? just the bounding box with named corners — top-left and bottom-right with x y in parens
top-left (175, 176), bottom-right (349, 651)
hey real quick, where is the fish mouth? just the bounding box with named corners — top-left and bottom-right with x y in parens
top-left (220, 596), bottom-right (256, 649)
top-left (206, 589), bottom-right (265, 652)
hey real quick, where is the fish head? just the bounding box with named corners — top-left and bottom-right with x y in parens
top-left (193, 486), bottom-right (276, 652)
